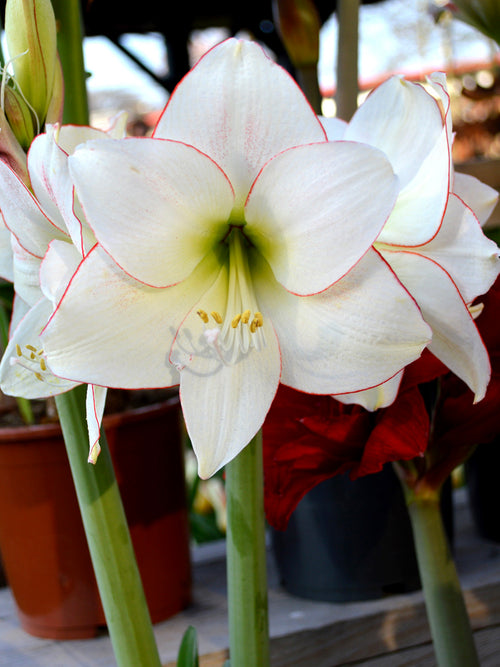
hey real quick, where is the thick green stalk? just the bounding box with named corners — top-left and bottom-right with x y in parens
top-left (336, 0), bottom-right (359, 121)
top-left (55, 387), bottom-right (162, 667)
top-left (48, 3), bottom-right (161, 665)
top-left (225, 431), bottom-right (270, 667)
top-left (51, 0), bottom-right (89, 125)
top-left (405, 487), bottom-right (480, 667)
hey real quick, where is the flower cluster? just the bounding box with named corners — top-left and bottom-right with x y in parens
top-left (0, 38), bottom-right (498, 480)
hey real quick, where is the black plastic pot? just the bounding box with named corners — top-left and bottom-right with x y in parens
top-left (466, 437), bottom-right (500, 543)
top-left (272, 465), bottom-right (453, 603)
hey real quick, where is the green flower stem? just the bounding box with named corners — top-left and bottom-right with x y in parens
top-left (225, 430), bottom-right (270, 667)
top-left (55, 386), bottom-right (162, 667)
top-left (404, 485), bottom-right (480, 667)
top-left (51, 0), bottom-right (90, 125)
top-left (335, 0), bottom-right (360, 121)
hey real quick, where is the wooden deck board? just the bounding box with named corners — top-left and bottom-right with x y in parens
top-left (0, 488), bottom-right (499, 666)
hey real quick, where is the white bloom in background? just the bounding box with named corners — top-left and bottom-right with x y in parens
top-left (42, 39), bottom-right (431, 477)
top-left (0, 116), bottom-right (127, 461)
top-left (323, 73), bottom-right (500, 410)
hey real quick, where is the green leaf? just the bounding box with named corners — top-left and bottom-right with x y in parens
top-left (177, 625), bottom-right (199, 667)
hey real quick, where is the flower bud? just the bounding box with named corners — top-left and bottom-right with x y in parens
top-left (447, 0), bottom-right (500, 45)
top-left (272, 0), bottom-right (320, 67)
top-left (4, 0), bottom-right (58, 128)
top-left (0, 107), bottom-right (29, 184)
top-left (3, 85), bottom-right (36, 151)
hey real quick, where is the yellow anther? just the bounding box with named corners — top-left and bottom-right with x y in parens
top-left (39, 358), bottom-right (46, 371)
top-left (254, 312), bottom-right (263, 327)
top-left (16, 344), bottom-right (22, 356)
top-left (231, 314), bottom-right (242, 328)
top-left (26, 344), bottom-right (37, 352)
top-left (250, 319), bottom-right (257, 333)
top-left (211, 311), bottom-right (223, 324)
top-left (34, 372), bottom-right (43, 382)
top-left (197, 309), bottom-right (209, 323)
top-left (241, 309), bottom-right (251, 324)
top-left (30, 352), bottom-right (36, 360)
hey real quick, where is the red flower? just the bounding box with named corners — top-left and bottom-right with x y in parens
top-left (263, 278), bottom-right (500, 531)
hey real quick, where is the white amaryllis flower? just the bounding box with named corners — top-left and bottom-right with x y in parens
top-left (323, 73), bottom-right (500, 411)
top-left (42, 38), bottom-right (431, 477)
top-left (0, 116), bottom-right (127, 461)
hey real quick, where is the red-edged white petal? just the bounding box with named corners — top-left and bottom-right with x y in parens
top-left (86, 384), bottom-right (107, 464)
top-left (0, 158), bottom-right (67, 257)
top-left (345, 75), bottom-right (444, 189)
top-left (171, 262), bottom-right (281, 478)
top-left (11, 237), bottom-right (43, 306)
top-left (42, 245), bottom-right (222, 389)
top-left (154, 38), bottom-right (326, 210)
top-left (334, 372), bottom-right (404, 411)
top-left (411, 193), bottom-right (500, 304)
top-left (0, 298), bottom-right (79, 398)
top-left (376, 125), bottom-right (450, 246)
top-left (253, 248), bottom-right (431, 394)
top-left (0, 217), bottom-right (13, 282)
top-left (28, 125), bottom-right (103, 256)
top-left (245, 141), bottom-right (398, 295)
top-left (40, 239), bottom-right (82, 304)
top-left (382, 250), bottom-right (490, 401)
top-left (320, 116), bottom-right (348, 140)
top-left (69, 138), bottom-right (235, 287)
top-left (453, 171), bottom-right (499, 228)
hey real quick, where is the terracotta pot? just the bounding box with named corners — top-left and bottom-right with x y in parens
top-left (0, 396), bottom-right (191, 639)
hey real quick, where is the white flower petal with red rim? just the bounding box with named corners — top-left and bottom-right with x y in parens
top-left (335, 372), bottom-right (404, 411)
top-left (375, 125), bottom-right (450, 246)
top-left (0, 218), bottom-right (13, 282)
top-left (69, 138), bottom-right (235, 288)
top-left (0, 158), bottom-right (68, 258)
top-left (253, 248), bottom-right (431, 395)
top-left (320, 116), bottom-right (347, 140)
top-left (345, 76), bottom-right (444, 190)
top-left (11, 238), bottom-right (44, 306)
top-left (173, 261), bottom-right (281, 478)
top-left (453, 172), bottom-right (499, 229)
top-left (86, 384), bottom-right (107, 464)
top-left (40, 239), bottom-right (82, 304)
top-left (42, 245), bottom-right (224, 389)
top-left (245, 141), bottom-right (399, 295)
top-left (382, 250), bottom-right (490, 401)
top-left (154, 38), bottom-right (326, 210)
top-left (411, 193), bottom-right (500, 305)
top-left (0, 298), bottom-right (79, 398)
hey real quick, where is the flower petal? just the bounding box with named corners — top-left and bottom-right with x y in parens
top-left (375, 125), bottom-right (450, 246)
top-left (86, 384), bottom-right (107, 464)
top-left (245, 141), bottom-right (398, 295)
top-left (42, 245), bottom-right (222, 389)
top-left (253, 248), bottom-right (431, 394)
top-left (335, 372), bottom-right (404, 411)
top-left (382, 250), bottom-right (491, 401)
top-left (0, 158), bottom-right (67, 257)
top-left (172, 263), bottom-right (281, 478)
top-left (11, 237), bottom-right (43, 306)
top-left (453, 171), bottom-right (499, 228)
top-left (28, 125), bottom-right (102, 256)
top-left (345, 75), bottom-right (444, 189)
top-left (320, 116), bottom-right (347, 140)
top-left (412, 193), bottom-right (500, 304)
top-left (40, 238), bottom-right (82, 304)
top-left (69, 138), bottom-right (234, 287)
top-left (154, 38), bottom-right (326, 209)
top-left (0, 298), bottom-right (79, 398)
